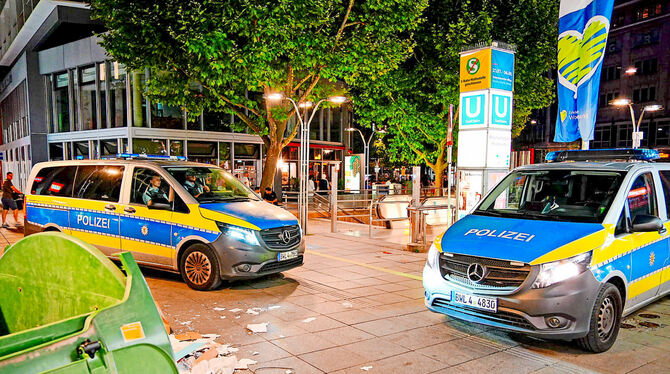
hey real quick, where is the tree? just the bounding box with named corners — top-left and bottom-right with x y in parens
top-left (353, 0), bottom-right (559, 193)
top-left (90, 0), bottom-right (427, 189)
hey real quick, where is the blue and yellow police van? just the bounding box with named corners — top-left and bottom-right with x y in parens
top-left (424, 149), bottom-right (670, 352)
top-left (24, 155), bottom-right (304, 290)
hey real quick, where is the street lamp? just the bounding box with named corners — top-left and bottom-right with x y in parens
top-left (345, 124), bottom-right (386, 192)
top-left (266, 92), bottom-right (347, 234)
top-left (610, 98), bottom-right (664, 148)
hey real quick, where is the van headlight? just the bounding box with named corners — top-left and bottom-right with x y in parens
top-left (426, 243), bottom-right (440, 269)
top-left (532, 252), bottom-right (592, 289)
top-left (217, 222), bottom-right (260, 246)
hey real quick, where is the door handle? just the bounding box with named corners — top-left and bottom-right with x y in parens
top-left (104, 204), bottom-right (116, 211)
top-left (124, 206), bottom-right (136, 214)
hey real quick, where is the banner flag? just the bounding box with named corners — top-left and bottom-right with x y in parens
top-left (554, 0), bottom-right (614, 142)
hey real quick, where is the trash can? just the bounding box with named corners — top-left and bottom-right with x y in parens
top-left (0, 232), bottom-right (178, 373)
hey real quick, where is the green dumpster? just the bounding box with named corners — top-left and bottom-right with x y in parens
top-left (0, 232), bottom-right (178, 373)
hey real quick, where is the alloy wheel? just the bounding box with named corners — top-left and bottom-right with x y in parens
top-left (184, 251), bottom-right (212, 286)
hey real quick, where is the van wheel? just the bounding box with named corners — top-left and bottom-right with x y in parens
top-left (576, 283), bottom-right (622, 353)
top-left (179, 244), bottom-right (222, 291)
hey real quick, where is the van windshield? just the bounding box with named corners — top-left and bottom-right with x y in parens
top-left (163, 166), bottom-right (259, 203)
top-left (474, 170), bottom-right (625, 223)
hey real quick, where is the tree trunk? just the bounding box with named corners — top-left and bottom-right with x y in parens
top-left (261, 143), bottom-right (281, 191)
top-left (434, 165), bottom-right (444, 197)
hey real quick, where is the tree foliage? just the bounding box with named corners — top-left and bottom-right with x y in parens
top-left (353, 0), bottom-right (559, 191)
top-left (91, 0), bottom-right (427, 188)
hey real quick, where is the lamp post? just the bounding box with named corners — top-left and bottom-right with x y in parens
top-left (345, 123), bottom-right (386, 192)
top-left (609, 98), bottom-right (663, 148)
top-left (266, 93), bottom-right (347, 234)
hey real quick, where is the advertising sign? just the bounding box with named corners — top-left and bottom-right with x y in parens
top-left (459, 49), bottom-right (491, 92)
top-left (554, 0), bottom-right (615, 142)
top-left (491, 49), bottom-right (515, 91)
top-left (344, 155), bottom-right (362, 192)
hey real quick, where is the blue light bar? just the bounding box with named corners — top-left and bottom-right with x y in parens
top-left (117, 153), bottom-right (187, 161)
top-left (545, 148), bottom-right (660, 162)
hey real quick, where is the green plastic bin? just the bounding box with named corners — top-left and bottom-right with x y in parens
top-left (0, 232), bottom-right (178, 373)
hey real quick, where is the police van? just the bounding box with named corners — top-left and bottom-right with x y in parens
top-left (424, 149), bottom-right (670, 352)
top-left (24, 155), bottom-right (304, 290)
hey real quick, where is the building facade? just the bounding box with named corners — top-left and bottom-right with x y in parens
top-left (0, 0), bottom-right (351, 192)
top-left (514, 0), bottom-right (669, 162)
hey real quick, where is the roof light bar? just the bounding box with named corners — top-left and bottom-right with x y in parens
top-left (545, 148), bottom-right (660, 162)
top-left (116, 153), bottom-right (187, 161)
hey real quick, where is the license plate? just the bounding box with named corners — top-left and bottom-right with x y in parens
top-left (452, 291), bottom-right (497, 312)
top-left (277, 250), bottom-right (298, 262)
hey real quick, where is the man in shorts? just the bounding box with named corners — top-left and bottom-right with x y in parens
top-left (2, 172), bottom-right (22, 228)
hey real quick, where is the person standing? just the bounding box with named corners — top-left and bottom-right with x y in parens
top-left (2, 172), bottom-right (22, 229)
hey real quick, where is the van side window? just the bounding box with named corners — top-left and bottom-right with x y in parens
top-left (31, 166), bottom-right (76, 196)
top-left (131, 168), bottom-right (170, 206)
top-left (73, 166), bottom-right (124, 202)
top-left (658, 171), bottom-right (670, 218)
top-left (627, 172), bottom-right (657, 223)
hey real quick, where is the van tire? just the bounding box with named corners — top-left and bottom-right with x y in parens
top-left (575, 283), bottom-right (622, 353)
top-left (179, 243), bottom-right (222, 291)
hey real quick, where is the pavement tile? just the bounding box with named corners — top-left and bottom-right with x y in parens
top-left (416, 337), bottom-right (501, 366)
top-left (385, 324), bottom-right (461, 350)
top-left (236, 340), bottom-right (292, 363)
top-left (303, 300), bottom-right (360, 315)
top-left (627, 363), bottom-right (670, 374)
top-left (297, 315), bottom-right (347, 332)
top-left (328, 309), bottom-right (380, 325)
top-left (298, 346), bottom-right (368, 372)
top-left (353, 316), bottom-right (421, 337)
top-left (250, 356), bottom-right (325, 374)
top-left (333, 351), bottom-right (448, 374)
top-left (270, 333), bottom-right (339, 356)
top-left (340, 337), bottom-right (409, 362)
top-left (434, 351), bottom-right (547, 374)
top-left (283, 293), bottom-right (332, 306)
top-left (313, 326), bottom-right (375, 345)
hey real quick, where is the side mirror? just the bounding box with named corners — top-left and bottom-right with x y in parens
top-left (148, 202), bottom-right (171, 211)
top-left (631, 214), bottom-right (665, 233)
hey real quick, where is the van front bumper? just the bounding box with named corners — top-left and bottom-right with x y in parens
top-left (209, 232), bottom-right (305, 280)
top-left (423, 262), bottom-right (602, 340)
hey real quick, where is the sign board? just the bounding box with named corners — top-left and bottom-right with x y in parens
top-left (460, 48), bottom-right (515, 93)
top-left (491, 49), bottom-right (515, 91)
top-left (344, 155), bottom-right (362, 192)
top-left (459, 92), bottom-right (488, 127)
top-left (490, 92), bottom-right (513, 128)
top-left (460, 49), bottom-right (491, 92)
top-left (457, 45), bottom-right (515, 220)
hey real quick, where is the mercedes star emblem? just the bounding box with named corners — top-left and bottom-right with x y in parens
top-left (279, 230), bottom-right (292, 244)
top-left (467, 263), bottom-right (486, 283)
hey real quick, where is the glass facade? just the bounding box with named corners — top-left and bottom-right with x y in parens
top-left (78, 66), bottom-right (97, 130)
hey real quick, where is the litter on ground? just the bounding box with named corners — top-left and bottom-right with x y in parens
top-left (246, 322), bottom-right (269, 333)
top-left (361, 366), bottom-right (373, 371)
top-left (229, 308), bottom-right (243, 313)
top-left (169, 333), bottom-right (256, 374)
top-left (302, 317), bottom-right (317, 323)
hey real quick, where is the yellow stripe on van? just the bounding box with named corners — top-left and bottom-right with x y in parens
top-left (628, 274), bottom-right (660, 299)
top-left (530, 228), bottom-right (608, 265)
top-left (120, 239), bottom-right (173, 259)
top-left (197, 205), bottom-right (260, 231)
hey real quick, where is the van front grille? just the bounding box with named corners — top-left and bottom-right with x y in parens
top-left (439, 253), bottom-right (530, 289)
top-left (259, 225), bottom-right (301, 249)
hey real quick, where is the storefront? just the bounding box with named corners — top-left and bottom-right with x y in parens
top-left (279, 142), bottom-right (345, 191)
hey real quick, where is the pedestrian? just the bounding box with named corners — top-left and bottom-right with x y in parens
top-left (308, 175), bottom-right (316, 193)
top-left (318, 174), bottom-right (329, 193)
top-left (263, 186), bottom-right (278, 205)
top-left (2, 172), bottom-right (22, 229)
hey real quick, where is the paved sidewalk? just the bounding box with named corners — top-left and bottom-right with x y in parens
top-left (147, 229), bottom-right (670, 374)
